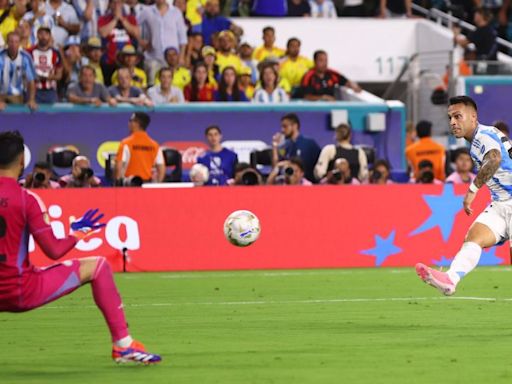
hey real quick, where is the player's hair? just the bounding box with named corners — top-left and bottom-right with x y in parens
top-left (289, 156), bottom-right (305, 172)
top-left (449, 96), bottom-right (478, 112)
top-left (313, 50), bottom-right (327, 61)
top-left (0, 130), bottom-right (24, 169)
top-left (263, 26), bottom-right (275, 34)
top-left (205, 125), bottom-right (221, 135)
top-left (287, 37), bottom-right (300, 48)
top-left (281, 113), bottom-right (301, 129)
top-left (493, 120), bottom-right (509, 135)
top-left (130, 112), bottom-right (150, 130)
top-left (416, 120), bottom-right (432, 138)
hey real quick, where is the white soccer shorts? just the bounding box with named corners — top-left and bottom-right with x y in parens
top-left (474, 199), bottom-right (512, 246)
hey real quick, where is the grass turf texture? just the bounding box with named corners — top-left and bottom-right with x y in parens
top-left (2, 268), bottom-right (512, 383)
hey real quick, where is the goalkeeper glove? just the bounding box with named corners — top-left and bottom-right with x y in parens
top-left (70, 208), bottom-right (106, 240)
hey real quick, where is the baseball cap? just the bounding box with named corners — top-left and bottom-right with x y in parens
top-left (87, 36), bottom-right (102, 49)
top-left (201, 45), bottom-right (216, 57)
top-left (64, 35), bottom-right (81, 48)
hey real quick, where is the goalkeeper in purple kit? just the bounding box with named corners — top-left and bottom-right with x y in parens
top-left (0, 131), bottom-right (161, 364)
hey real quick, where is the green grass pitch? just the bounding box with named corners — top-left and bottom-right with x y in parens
top-left (2, 267), bottom-right (512, 384)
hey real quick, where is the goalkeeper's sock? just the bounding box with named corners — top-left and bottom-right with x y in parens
top-left (114, 335), bottom-right (134, 348)
top-left (447, 242), bottom-right (482, 285)
top-left (91, 257), bottom-right (129, 342)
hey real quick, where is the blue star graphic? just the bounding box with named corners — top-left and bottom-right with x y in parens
top-left (361, 230), bottom-right (402, 267)
top-left (433, 247), bottom-right (503, 267)
top-left (410, 184), bottom-right (464, 241)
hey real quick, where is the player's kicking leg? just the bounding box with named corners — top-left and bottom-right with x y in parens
top-left (78, 257), bottom-right (162, 364)
top-left (416, 222), bottom-right (498, 296)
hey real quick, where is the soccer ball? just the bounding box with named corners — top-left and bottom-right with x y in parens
top-left (223, 210), bottom-right (261, 247)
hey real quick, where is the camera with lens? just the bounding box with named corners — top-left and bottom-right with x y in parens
top-left (240, 169), bottom-right (261, 186)
top-left (78, 167), bottom-right (94, 181)
top-left (417, 170), bottom-right (434, 184)
top-left (34, 172), bottom-right (46, 183)
top-left (370, 169), bottom-right (382, 184)
top-left (284, 167), bottom-right (294, 176)
top-left (120, 175), bottom-right (143, 187)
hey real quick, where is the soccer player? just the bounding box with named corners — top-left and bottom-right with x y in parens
top-left (0, 131), bottom-right (161, 364)
top-left (416, 96), bottom-right (512, 296)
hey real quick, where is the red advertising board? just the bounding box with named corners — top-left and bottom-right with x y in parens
top-left (31, 184), bottom-right (509, 272)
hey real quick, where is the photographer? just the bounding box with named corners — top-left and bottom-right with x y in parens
top-left (412, 160), bottom-right (443, 184)
top-left (59, 156), bottom-right (101, 188)
top-left (267, 157), bottom-right (312, 186)
top-left (230, 163), bottom-right (263, 186)
top-left (369, 159), bottom-right (393, 185)
top-left (320, 158), bottom-right (360, 185)
top-left (23, 162), bottom-right (60, 189)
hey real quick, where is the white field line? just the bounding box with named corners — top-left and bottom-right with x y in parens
top-left (39, 296), bottom-right (502, 310)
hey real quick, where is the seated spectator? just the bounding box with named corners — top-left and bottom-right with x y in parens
top-left (184, 62), bottom-right (216, 102)
top-left (453, 7), bottom-right (498, 61)
top-left (287, 0), bottom-right (311, 16)
top-left (252, 26), bottom-right (285, 63)
top-left (257, 56), bottom-right (291, 94)
top-left (115, 112), bottom-right (165, 184)
top-left (411, 159), bottom-right (443, 184)
top-left (147, 67), bottom-right (185, 104)
top-left (186, 31), bottom-right (205, 68)
top-left (28, 25), bottom-right (63, 104)
top-left (44, 0), bottom-right (80, 47)
top-left (340, 0), bottom-right (366, 16)
top-left (0, 0), bottom-right (26, 43)
top-left (215, 30), bottom-right (244, 75)
top-left (214, 66), bottom-right (248, 101)
top-left (139, 0), bottom-right (187, 85)
top-left (22, 0), bottom-right (54, 46)
top-left (445, 148), bottom-right (476, 184)
top-left (162, 46), bottom-right (191, 90)
top-left (368, 159), bottom-right (393, 184)
top-left (239, 66), bottom-right (255, 99)
top-left (314, 123), bottom-right (369, 182)
top-left (196, 0), bottom-right (242, 46)
top-left (196, 125), bottom-right (238, 186)
top-left (61, 35), bottom-right (82, 85)
top-left (239, 42), bottom-right (258, 84)
top-left (111, 44), bottom-right (147, 89)
top-left (301, 50), bottom-right (361, 101)
top-left (23, 161), bottom-right (60, 189)
top-left (0, 31), bottom-right (37, 111)
top-left (272, 113), bottom-right (320, 183)
top-left (309, 0), bottom-right (337, 18)
top-left (320, 158), bottom-right (360, 185)
top-left (201, 45), bottom-right (219, 85)
top-left (83, 37), bottom-right (104, 85)
top-left (98, 0), bottom-right (140, 84)
top-left (67, 65), bottom-right (117, 106)
top-left (279, 37), bottom-right (313, 94)
top-left (380, 0), bottom-right (412, 18)
top-left (405, 120), bottom-right (446, 181)
top-left (59, 155), bottom-right (102, 188)
top-left (267, 157), bottom-right (312, 186)
top-left (109, 67), bottom-right (153, 106)
top-left (253, 64), bottom-right (289, 103)
top-left (17, 19), bottom-right (33, 49)
top-left (251, 0), bottom-right (287, 16)
top-left (493, 120), bottom-right (510, 136)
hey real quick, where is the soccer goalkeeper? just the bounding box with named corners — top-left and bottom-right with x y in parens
top-left (0, 131), bottom-right (161, 364)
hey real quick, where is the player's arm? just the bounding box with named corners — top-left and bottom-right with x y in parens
top-left (464, 148), bottom-right (501, 215)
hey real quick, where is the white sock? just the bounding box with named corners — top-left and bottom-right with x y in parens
top-left (447, 242), bottom-right (482, 285)
top-left (114, 335), bottom-right (133, 348)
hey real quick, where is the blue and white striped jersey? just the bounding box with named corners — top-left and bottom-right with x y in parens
top-left (0, 49), bottom-right (36, 96)
top-left (470, 123), bottom-right (512, 201)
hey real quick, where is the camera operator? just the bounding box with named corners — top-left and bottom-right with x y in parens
top-left (369, 159), bottom-right (393, 185)
top-left (320, 158), bottom-right (360, 185)
top-left (23, 162), bottom-right (60, 189)
top-left (59, 156), bottom-right (101, 188)
top-left (412, 159), bottom-right (443, 184)
top-left (267, 157), bottom-right (312, 186)
top-left (229, 163), bottom-right (263, 186)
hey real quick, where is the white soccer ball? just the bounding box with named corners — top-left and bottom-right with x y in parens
top-left (189, 163), bottom-right (209, 186)
top-left (223, 210), bottom-right (261, 247)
